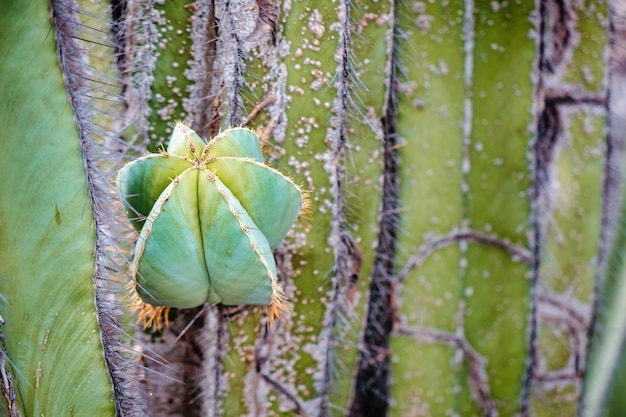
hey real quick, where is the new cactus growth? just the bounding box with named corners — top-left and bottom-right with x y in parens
top-left (117, 122), bottom-right (305, 324)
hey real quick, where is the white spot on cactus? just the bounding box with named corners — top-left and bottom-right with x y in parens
top-left (308, 9), bottom-right (325, 39)
top-left (415, 14), bottom-right (434, 32)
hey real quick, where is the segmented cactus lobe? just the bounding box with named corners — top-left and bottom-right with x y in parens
top-left (118, 122), bottom-right (304, 324)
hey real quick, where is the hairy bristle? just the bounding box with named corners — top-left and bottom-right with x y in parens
top-left (298, 188), bottom-right (313, 221)
top-left (266, 281), bottom-right (292, 327)
top-left (127, 285), bottom-right (171, 331)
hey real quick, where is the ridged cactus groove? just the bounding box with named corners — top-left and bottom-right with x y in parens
top-left (118, 122), bottom-right (305, 324)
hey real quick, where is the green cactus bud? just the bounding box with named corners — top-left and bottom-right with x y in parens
top-left (208, 158), bottom-right (302, 249)
top-left (117, 154), bottom-right (192, 230)
top-left (118, 122), bottom-right (304, 325)
top-left (166, 121), bottom-right (206, 159)
top-left (207, 127), bottom-right (265, 161)
top-left (134, 168), bottom-right (210, 308)
top-left (196, 169), bottom-right (276, 305)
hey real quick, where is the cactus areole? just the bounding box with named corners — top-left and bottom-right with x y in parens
top-left (118, 122), bottom-right (304, 324)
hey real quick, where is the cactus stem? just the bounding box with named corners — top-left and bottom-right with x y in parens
top-left (351, 0), bottom-right (399, 412)
top-left (215, 0), bottom-right (248, 126)
top-left (51, 0), bottom-right (143, 412)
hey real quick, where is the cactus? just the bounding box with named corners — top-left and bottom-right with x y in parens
top-left (0, 0), bottom-right (140, 415)
top-left (117, 123), bottom-right (303, 321)
top-left (2, 0), bottom-right (626, 416)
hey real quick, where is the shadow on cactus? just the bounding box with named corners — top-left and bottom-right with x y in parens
top-left (117, 122), bottom-right (306, 327)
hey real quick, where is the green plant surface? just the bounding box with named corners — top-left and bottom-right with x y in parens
top-left (0, 1), bottom-right (115, 415)
top-left (539, 110), bottom-right (606, 300)
top-left (603, 339), bottom-right (626, 417)
top-left (328, 0), bottom-right (392, 410)
top-left (46, 1), bottom-right (614, 416)
top-left (530, 0), bottom-right (609, 413)
top-left (581, 4), bottom-right (626, 409)
top-left (145, 1), bottom-right (195, 150)
top-left (169, 0), bottom-right (386, 412)
top-left (391, 2), bottom-right (535, 416)
top-left (205, 2), bottom-right (304, 414)
top-left (390, 0), bottom-right (467, 411)
top-left (532, 109), bottom-right (606, 415)
top-left (258, 1), bottom-right (387, 414)
top-left (582, 183), bottom-right (626, 417)
top-left (208, 0), bottom-right (390, 414)
top-left (561, 1), bottom-right (608, 91)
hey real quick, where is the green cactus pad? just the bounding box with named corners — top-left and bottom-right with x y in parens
top-left (207, 128), bottom-right (265, 161)
top-left (117, 154), bottom-right (192, 230)
top-left (208, 157), bottom-right (302, 249)
top-left (135, 168), bottom-right (210, 308)
top-left (167, 122), bottom-right (207, 159)
top-left (197, 170), bottom-right (275, 305)
top-left (120, 122), bottom-right (300, 320)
